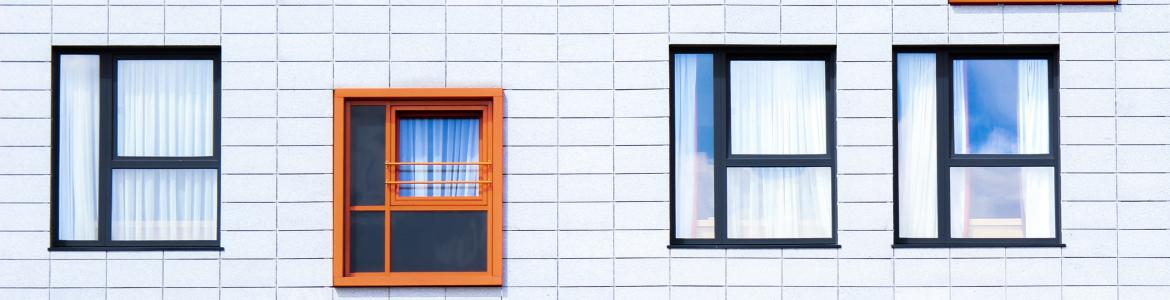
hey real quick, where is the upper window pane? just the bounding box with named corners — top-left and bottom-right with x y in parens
top-left (673, 53), bottom-right (716, 239)
top-left (730, 60), bottom-right (827, 155)
top-left (117, 60), bottom-right (215, 157)
top-left (952, 59), bottom-right (1049, 155)
top-left (350, 106), bottom-right (386, 205)
top-left (398, 117), bottom-right (481, 197)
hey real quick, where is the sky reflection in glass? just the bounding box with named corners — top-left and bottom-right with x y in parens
top-left (954, 59), bottom-right (1024, 155)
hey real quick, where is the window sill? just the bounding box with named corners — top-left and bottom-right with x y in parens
top-left (49, 246), bottom-right (224, 252)
top-left (669, 244), bottom-right (841, 249)
top-left (891, 243), bottom-right (1065, 248)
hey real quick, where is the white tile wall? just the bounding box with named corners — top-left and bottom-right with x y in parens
top-left (0, 1), bottom-right (1167, 298)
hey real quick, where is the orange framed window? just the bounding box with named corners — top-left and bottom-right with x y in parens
top-left (332, 88), bottom-right (504, 287)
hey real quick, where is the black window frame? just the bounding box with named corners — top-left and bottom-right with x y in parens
top-left (50, 46), bottom-right (223, 251)
top-left (892, 45), bottom-right (1064, 248)
top-left (668, 46), bottom-right (839, 249)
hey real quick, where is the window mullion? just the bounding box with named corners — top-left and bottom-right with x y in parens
top-left (946, 157), bottom-right (1058, 167)
top-left (936, 51), bottom-right (952, 240)
top-left (97, 54), bottom-right (115, 244)
top-left (724, 157), bottom-right (833, 168)
top-left (713, 51), bottom-right (729, 243)
top-left (384, 104), bottom-right (394, 274)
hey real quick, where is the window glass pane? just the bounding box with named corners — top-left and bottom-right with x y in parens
top-left (727, 167), bottom-right (832, 239)
top-left (730, 60), bottom-right (827, 155)
top-left (111, 169), bottom-right (218, 240)
top-left (673, 54), bottom-right (716, 239)
top-left (896, 53), bottom-right (939, 239)
top-left (116, 60), bottom-right (215, 157)
top-left (350, 106), bottom-right (385, 205)
top-left (949, 167), bottom-right (1055, 238)
top-left (58, 55), bottom-right (101, 241)
top-left (397, 118), bottom-right (481, 197)
top-left (390, 211), bottom-right (487, 272)
top-left (953, 59), bottom-right (1049, 155)
top-left (350, 211), bottom-right (385, 273)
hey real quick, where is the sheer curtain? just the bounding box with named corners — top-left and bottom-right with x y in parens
top-left (112, 60), bottom-right (218, 240)
top-left (58, 55), bottom-right (101, 241)
top-left (1018, 60), bottom-right (1055, 238)
top-left (950, 60), bottom-right (971, 237)
top-left (113, 169), bottom-right (218, 240)
top-left (896, 53), bottom-right (939, 238)
top-left (725, 60), bottom-right (830, 238)
top-left (952, 60), bottom-right (970, 155)
top-left (673, 54), bottom-right (715, 239)
top-left (729, 60), bottom-right (826, 155)
top-left (398, 118), bottom-right (481, 197)
top-left (117, 60), bottom-right (214, 157)
top-left (727, 168), bottom-right (831, 238)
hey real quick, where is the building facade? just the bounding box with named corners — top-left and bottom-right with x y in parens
top-left (0, 0), bottom-right (1168, 299)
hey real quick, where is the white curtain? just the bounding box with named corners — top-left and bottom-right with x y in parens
top-left (727, 168), bottom-right (831, 238)
top-left (112, 169), bottom-right (218, 240)
top-left (896, 53), bottom-right (939, 239)
top-left (398, 118), bottom-right (481, 197)
top-left (117, 60), bottom-right (214, 157)
top-left (1018, 60), bottom-right (1055, 238)
top-left (111, 60), bottom-right (218, 241)
top-left (949, 168), bottom-right (971, 237)
top-left (673, 54), bottom-right (715, 239)
top-left (729, 60), bottom-right (827, 155)
top-left (1017, 60), bottom-right (1049, 155)
top-left (58, 55), bottom-right (101, 241)
top-left (724, 60), bottom-right (829, 238)
top-left (952, 60), bottom-right (970, 155)
top-left (1021, 168), bottom-right (1055, 238)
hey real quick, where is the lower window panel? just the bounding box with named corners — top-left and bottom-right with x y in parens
top-left (949, 167), bottom-right (1055, 239)
top-left (390, 211), bottom-right (487, 272)
top-left (111, 169), bottom-right (218, 241)
top-left (350, 211), bottom-right (385, 273)
top-left (726, 167), bottom-right (832, 239)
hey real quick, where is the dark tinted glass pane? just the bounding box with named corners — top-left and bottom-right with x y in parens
top-left (350, 212), bottom-right (385, 272)
top-left (390, 211), bottom-right (487, 272)
top-left (350, 106), bottom-right (385, 205)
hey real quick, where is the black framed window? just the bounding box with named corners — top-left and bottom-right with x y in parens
top-left (669, 46), bottom-right (838, 248)
top-left (893, 46), bottom-right (1062, 247)
top-left (51, 47), bottom-right (222, 250)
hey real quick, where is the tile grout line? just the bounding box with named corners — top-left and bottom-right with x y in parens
top-left (1112, 4), bottom-right (1120, 299)
top-left (887, 0), bottom-right (896, 296)
top-left (610, 0), bottom-right (617, 298)
top-left (217, 1), bottom-right (224, 298)
top-left (665, 0), bottom-right (672, 294)
top-left (48, 0), bottom-right (55, 297)
top-left (273, 0), bottom-right (282, 296)
top-left (554, 1), bottom-right (561, 297)
top-left (1056, 5), bottom-right (1064, 298)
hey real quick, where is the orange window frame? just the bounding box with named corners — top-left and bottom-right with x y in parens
top-left (332, 88), bottom-right (504, 287)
